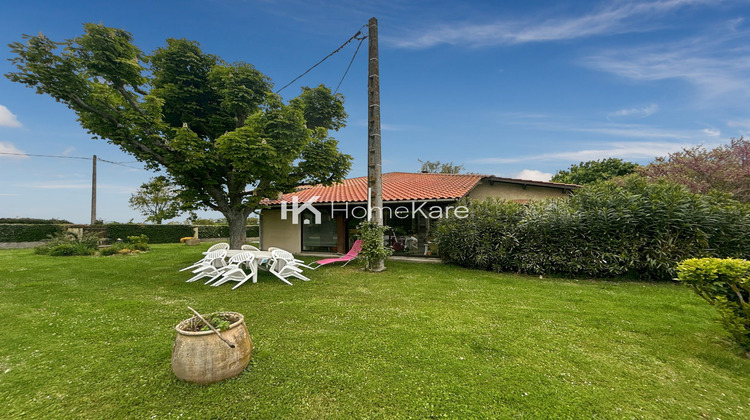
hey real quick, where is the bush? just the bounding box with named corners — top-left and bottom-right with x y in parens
top-left (677, 258), bottom-right (750, 354)
top-left (0, 224), bottom-right (65, 242)
top-left (100, 244), bottom-right (124, 256)
top-left (48, 244), bottom-right (78, 256)
top-left (100, 235), bottom-right (150, 255)
top-left (436, 176), bottom-right (750, 281)
top-left (34, 231), bottom-right (99, 256)
top-left (125, 234), bottom-right (149, 251)
top-left (357, 221), bottom-right (393, 271)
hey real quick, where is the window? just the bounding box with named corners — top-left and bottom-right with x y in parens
top-left (301, 208), bottom-right (338, 252)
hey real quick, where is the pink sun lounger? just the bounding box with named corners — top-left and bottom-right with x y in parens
top-left (309, 240), bottom-right (363, 269)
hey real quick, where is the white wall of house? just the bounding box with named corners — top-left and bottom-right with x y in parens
top-left (467, 180), bottom-right (570, 201)
top-left (260, 208), bottom-right (302, 253)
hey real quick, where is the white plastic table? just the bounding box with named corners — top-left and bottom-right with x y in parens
top-left (226, 250), bottom-right (273, 283)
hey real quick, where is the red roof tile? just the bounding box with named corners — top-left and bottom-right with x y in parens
top-left (262, 172), bottom-right (487, 204)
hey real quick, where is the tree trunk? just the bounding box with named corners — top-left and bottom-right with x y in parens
top-left (225, 209), bottom-right (248, 249)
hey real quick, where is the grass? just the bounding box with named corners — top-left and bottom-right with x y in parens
top-left (1, 244), bottom-right (749, 419)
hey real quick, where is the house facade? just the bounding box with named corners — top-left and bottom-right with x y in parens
top-left (259, 172), bottom-right (579, 256)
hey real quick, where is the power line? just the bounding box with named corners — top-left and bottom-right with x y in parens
top-left (334, 33), bottom-right (367, 95)
top-left (275, 24), bottom-right (368, 94)
top-left (0, 151), bottom-right (144, 170)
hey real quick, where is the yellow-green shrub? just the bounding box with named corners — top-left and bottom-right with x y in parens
top-left (677, 258), bottom-right (750, 354)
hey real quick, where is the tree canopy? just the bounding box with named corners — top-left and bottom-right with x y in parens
top-left (551, 158), bottom-right (639, 185)
top-left (418, 160), bottom-right (465, 174)
top-left (638, 137), bottom-right (750, 202)
top-left (7, 23), bottom-right (352, 247)
top-left (128, 176), bottom-right (183, 224)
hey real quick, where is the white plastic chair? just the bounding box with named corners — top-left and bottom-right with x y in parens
top-left (185, 249), bottom-right (227, 282)
top-left (261, 247), bottom-right (283, 268)
top-left (201, 242), bottom-right (229, 255)
top-left (209, 252), bottom-right (257, 290)
top-left (269, 249), bottom-right (311, 285)
top-left (180, 247), bottom-right (226, 272)
top-left (241, 244), bottom-right (260, 251)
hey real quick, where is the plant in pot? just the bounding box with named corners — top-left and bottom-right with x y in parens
top-left (171, 307), bottom-right (253, 384)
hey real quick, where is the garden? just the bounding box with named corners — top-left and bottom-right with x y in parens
top-left (1, 243), bottom-right (750, 418)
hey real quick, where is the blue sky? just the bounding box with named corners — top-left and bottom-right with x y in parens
top-left (1, 0), bottom-right (749, 223)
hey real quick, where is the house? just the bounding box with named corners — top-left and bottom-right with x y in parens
top-left (259, 172), bottom-right (579, 256)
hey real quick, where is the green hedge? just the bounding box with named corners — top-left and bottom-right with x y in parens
top-left (436, 176), bottom-right (750, 281)
top-left (196, 225), bottom-right (259, 239)
top-left (105, 224), bottom-right (194, 244)
top-left (0, 224), bottom-right (64, 242)
top-left (0, 218), bottom-right (71, 224)
top-left (1, 223), bottom-right (261, 244)
top-left (104, 224), bottom-right (259, 243)
top-left (677, 258), bottom-right (750, 353)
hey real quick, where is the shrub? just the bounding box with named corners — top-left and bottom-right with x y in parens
top-left (677, 258), bottom-right (750, 354)
top-left (435, 199), bottom-right (524, 271)
top-left (34, 231), bottom-right (99, 256)
top-left (100, 235), bottom-right (149, 255)
top-left (48, 244), bottom-right (78, 256)
top-left (125, 234), bottom-right (149, 251)
top-left (357, 221), bottom-right (393, 271)
top-left (100, 244), bottom-right (124, 256)
top-left (437, 176), bottom-right (750, 281)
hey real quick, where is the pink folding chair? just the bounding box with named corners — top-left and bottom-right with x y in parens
top-left (308, 240), bottom-right (363, 269)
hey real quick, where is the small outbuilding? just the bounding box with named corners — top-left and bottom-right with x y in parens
top-left (259, 172), bottom-right (579, 256)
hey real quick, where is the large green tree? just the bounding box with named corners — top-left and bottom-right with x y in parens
top-left (551, 158), bottom-right (639, 185)
top-left (7, 24), bottom-right (352, 248)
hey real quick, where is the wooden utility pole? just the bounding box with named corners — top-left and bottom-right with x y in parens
top-left (367, 17), bottom-right (385, 271)
top-left (91, 154), bottom-right (97, 225)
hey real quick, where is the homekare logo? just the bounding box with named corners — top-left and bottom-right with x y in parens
top-left (280, 196), bottom-right (322, 225)
top-left (280, 195), bottom-right (470, 225)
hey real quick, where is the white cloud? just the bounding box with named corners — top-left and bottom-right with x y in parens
top-left (0, 141), bottom-right (28, 158)
top-left (607, 104), bottom-right (658, 119)
top-left (387, 0), bottom-right (716, 48)
top-left (513, 169), bottom-right (553, 182)
top-left (61, 147), bottom-right (76, 156)
top-left (728, 119), bottom-right (750, 130)
top-left (702, 128), bottom-right (721, 136)
top-left (473, 140), bottom-right (718, 164)
top-left (585, 28), bottom-right (750, 100)
top-left (0, 105), bottom-right (22, 128)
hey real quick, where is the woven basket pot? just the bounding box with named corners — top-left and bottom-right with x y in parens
top-left (171, 312), bottom-right (252, 384)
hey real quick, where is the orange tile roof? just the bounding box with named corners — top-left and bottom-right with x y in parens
top-left (262, 172), bottom-right (487, 204)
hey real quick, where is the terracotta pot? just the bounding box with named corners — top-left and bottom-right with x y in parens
top-left (171, 312), bottom-right (252, 384)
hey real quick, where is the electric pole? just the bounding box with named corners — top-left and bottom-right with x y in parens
top-left (367, 17), bottom-right (385, 271)
top-left (91, 154), bottom-right (97, 225)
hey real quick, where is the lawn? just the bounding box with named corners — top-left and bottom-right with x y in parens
top-left (1, 244), bottom-right (749, 419)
